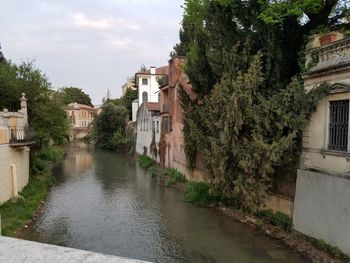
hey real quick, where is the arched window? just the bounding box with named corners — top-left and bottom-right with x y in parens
top-left (142, 91), bottom-right (148, 103)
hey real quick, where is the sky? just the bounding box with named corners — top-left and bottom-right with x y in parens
top-left (1, 0), bottom-right (184, 105)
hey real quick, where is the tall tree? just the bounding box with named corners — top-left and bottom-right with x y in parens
top-left (176, 0), bottom-right (348, 210)
top-left (57, 87), bottom-right (93, 106)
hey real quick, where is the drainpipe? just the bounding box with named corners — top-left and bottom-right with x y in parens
top-left (10, 164), bottom-right (18, 198)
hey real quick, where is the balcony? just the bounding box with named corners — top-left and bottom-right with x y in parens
top-left (305, 36), bottom-right (350, 74)
top-left (9, 126), bottom-right (36, 147)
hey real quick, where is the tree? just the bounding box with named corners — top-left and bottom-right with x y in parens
top-left (57, 87), bottom-right (93, 106)
top-left (93, 103), bottom-right (129, 150)
top-left (0, 61), bottom-right (69, 146)
top-left (175, 0), bottom-right (346, 210)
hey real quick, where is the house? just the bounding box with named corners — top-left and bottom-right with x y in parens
top-left (136, 102), bottom-right (161, 162)
top-left (159, 57), bottom-right (204, 181)
top-left (293, 33), bottom-right (350, 255)
top-left (131, 66), bottom-right (169, 122)
top-left (121, 76), bottom-right (136, 96)
top-left (0, 94), bottom-right (35, 204)
top-left (66, 102), bottom-right (98, 140)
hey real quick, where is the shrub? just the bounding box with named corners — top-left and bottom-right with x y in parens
top-left (257, 209), bottom-right (293, 232)
top-left (165, 168), bottom-right (186, 186)
top-left (138, 155), bottom-right (156, 169)
top-left (184, 182), bottom-right (217, 206)
top-left (148, 166), bottom-right (157, 177)
top-left (39, 146), bottom-right (64, 162)
top-left (32, 158), bottom-right (47, 173)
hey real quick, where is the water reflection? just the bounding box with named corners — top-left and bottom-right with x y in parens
top-left (21, 143), bottom-right (307, 263)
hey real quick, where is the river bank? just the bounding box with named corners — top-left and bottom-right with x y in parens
top-left (0, 146), bottom-right (65, 237)
top-left (138, 155), bottom-right (349, 263)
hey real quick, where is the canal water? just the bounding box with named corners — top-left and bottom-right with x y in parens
top-left (21, 143), bottom-right (307, 263)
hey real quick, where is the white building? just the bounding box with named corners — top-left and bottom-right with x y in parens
top-left (136, 102), bottom-right (161, 162)
top-left (131, 66), bottom-right (168, 122)
top-left (0, 94), bottom-right (35, 204)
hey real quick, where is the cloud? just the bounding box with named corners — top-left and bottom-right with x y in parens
top-left (72, 12), bottom-right (140, 31)
top-left (73, 12), bottom-right (111, 29)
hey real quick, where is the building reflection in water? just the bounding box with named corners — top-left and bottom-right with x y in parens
top-left (63, 142), bottom-right (93, 175)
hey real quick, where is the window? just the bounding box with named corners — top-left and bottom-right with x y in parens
top-left (142, 92), bottom-right (148, 103)
top-left (328, 100), bottom-right (349, 151)
top-left (156, 121), bottom-right (159, 133)
top-left (152, 121), bottom-right (155, 131)
top-left (142, 78), bottom-right (148, 85)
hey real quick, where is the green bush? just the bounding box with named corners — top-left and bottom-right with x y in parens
top-left (32, 158), bottom-right (47, 173)
top-left (138, 155), bottom-right (156, 169)
top-left (184, 182), bottom-right (217, 206)
top-left (148, 166), bottom-right (157, 177)
top-left (165, 168), bottom-right (186, 186)
top-left (257, 209), bottom-right (293, 232)
top-left (39, 146), bottom-right (64, 162)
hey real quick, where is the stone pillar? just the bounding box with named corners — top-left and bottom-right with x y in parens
top-left (20, 93), bottom-right (28, 125)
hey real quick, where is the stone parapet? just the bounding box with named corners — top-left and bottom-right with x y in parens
top-left (0, 237), bottom-right (151, 263)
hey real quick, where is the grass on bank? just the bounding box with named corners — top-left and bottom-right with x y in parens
top-left (164, 168), bottom-right (186, 186)
top-left (138, 155), bottom-right (156, 169)
top-left (0, 146), bottom-right (64, 237)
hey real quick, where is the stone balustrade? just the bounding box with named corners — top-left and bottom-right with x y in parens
top-left (305, 36), bottom-right (350, 73)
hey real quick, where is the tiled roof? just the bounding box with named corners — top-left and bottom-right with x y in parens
top-left (155, 66), bottom-right (169, 75)
top-left (67, 103), bottom-right (97, 110)
top-left (144, 102), bottom-right (160, 111)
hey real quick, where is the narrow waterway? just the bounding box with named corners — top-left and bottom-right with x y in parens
top-left (21, 143), bottom-right (307, 263)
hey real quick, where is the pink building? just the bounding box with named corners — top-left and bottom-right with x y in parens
top-left (159, 57), bottom-right (204, 181)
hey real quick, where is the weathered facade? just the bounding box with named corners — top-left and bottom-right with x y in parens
top-left (0, 94), bottom-right (35, 204)
top-left (293, 34), bottom-right (350, 255)
top-left (159, 57), bottom-right (205, 181)
top-left (135, 102), bottom-right (161, 162)
top-left (66, 102), bottom-right (98, 140)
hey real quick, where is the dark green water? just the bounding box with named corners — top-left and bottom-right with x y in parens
top-left (21, 143), bottom-right (307, 263)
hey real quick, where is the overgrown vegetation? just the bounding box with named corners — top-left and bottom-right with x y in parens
top-left (257, 209), bottom-right (293, 232)
top-left (138, 155), bottom-right (156, 169)
top-left (164, 168), bottom-right (186, 186)
top-left (38, 146), bottom-right (65, 162)
top-left (0, 158), bottom-right (55, 237)
top-left (174, 0), bottom-right (348, 212)
top-left (184, 182), bottom-right (218, 206)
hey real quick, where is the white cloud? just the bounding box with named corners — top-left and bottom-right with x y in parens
top-left (73, 12), bottom-right (111, 29)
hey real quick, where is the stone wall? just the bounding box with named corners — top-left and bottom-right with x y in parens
top-left (293, 169), bottom-right (350, 255)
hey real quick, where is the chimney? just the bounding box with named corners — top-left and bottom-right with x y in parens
top-left (150, 66), bottom-right (156, 74)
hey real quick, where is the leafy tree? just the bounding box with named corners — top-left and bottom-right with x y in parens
top-left (174, 0), bottom-right (347, 210)
top-left (0, 61), bottom-right (69, 146)
top-left (111, 88), bottom-right (138, 121)
top-left (56, 87), bottom-right (93, 106)
top-left (93, 103), bottom-right (129, 150)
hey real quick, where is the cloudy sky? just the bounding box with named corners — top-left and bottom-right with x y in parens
top-left (1, 0), bottom-right (184, 104)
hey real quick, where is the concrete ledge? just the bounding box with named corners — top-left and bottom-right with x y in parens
top-left (0, 237), bottom-right (151, 263)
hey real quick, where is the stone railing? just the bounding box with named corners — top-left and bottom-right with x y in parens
top-left (305, 37), bottom-right (350, 73)
top-left (8, 126), bottom-right (36, 146)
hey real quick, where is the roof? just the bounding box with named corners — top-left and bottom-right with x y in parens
top-left (136, 66), bottom-right (169, 76)
top-left (144, 102), bottom-right (160, 111)
top-left (67, 102), bottom-right (97, 110)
